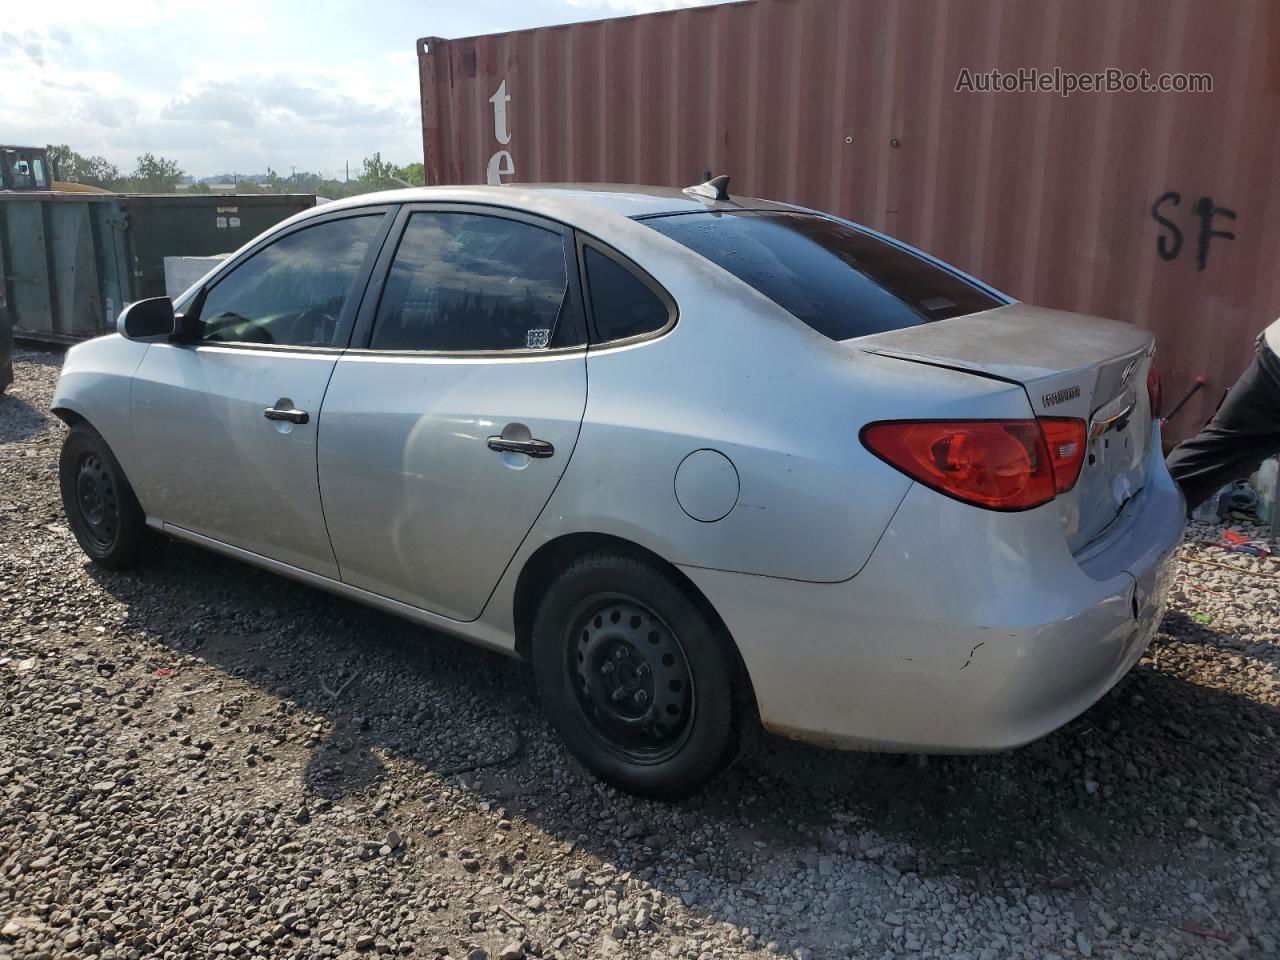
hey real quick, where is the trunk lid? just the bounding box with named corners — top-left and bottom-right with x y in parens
top-left (852, 303), bottom-right (1156, 551)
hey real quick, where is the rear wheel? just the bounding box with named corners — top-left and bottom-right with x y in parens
top-left (59, 424), bottom-right (146, 569)
top-left (532, 551), bottom-right (742, 798)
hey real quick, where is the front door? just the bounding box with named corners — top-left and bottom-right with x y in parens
top-left (318, 206), bottom-right (588, 621)
top-left (130, 210), bottom-right (389, 578)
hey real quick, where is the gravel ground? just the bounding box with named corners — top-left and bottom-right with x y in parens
top-left (0, 349), bottom-right (1277, 960)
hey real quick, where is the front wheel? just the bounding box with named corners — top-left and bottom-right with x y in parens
top-left (59, 424), bottom-right (146, 569)
top-left (532, 551), bottom-right (744, 798)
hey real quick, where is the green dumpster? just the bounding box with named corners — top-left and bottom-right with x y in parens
top-left (0, 192), bottom-right (315, 343)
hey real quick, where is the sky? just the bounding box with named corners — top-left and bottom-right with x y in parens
top-left (1, 0), bottom-right (717, 181)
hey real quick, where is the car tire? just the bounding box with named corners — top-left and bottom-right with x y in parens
top-left (532, 550), bottom-right (744, 798)
top-left (59, 424), bottom-right (146, 570)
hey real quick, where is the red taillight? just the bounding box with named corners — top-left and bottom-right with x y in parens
top-left (862, 418), bottom-right (1087, 511)
top-left (1146, 359), bottom-right (1162, 418)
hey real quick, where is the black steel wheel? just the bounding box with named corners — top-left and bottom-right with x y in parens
top-left (73, 452), bottom-right (120, 552)
top-left (59, 424), bottom-right (146, 569)
top-left (532, 550), bottom-right (746, 798)
top-left (567, 595), bottom-right (696, 764)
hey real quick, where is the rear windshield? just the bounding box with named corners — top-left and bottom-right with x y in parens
top-left (643, 210), bottom-right (1002, 340)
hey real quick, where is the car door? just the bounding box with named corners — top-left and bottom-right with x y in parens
top-left (317, 204), bottom-right (588, 621)
top-left (129, 207), bottom-right (393, 578)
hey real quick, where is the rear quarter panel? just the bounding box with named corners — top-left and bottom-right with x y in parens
top-left (514, 217), bottom-right (1038, 583)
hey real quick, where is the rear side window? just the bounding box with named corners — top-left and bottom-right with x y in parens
top-left (371, 211), bottom-right (571, 352)
top-left (644, 211), bottom-right (1001, 340)
top-left (583, 247), bottom-right (670, 341)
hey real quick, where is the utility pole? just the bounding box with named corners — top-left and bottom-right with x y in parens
top-left (344, 161), bottom-right (349, 183)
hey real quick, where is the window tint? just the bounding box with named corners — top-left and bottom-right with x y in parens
top-left (644, 211), bottom-right (1001, 341)
top-left (584, 247), bottom-right (669, 341)
top-left (199, 215), bottom-right (381, 346)
top-left (371, 212), bottom-right (570, 352)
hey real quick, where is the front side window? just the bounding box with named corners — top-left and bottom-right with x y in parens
top-left (644, 211), bottom-right (1001, 341)
top-left (370, 211), bottom-right (570, 352)
top-left (198, 215), bottom-right (381, 347)
top-left (584, 247), bottom-right (670, 341)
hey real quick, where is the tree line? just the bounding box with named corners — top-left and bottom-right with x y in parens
top-left (45, 145), bottom-right (425, 196)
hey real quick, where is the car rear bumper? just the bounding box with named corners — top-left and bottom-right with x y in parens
top-left (681, 427), bottom-right (1185, 753)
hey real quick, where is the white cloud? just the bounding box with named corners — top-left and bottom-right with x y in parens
top-left (73, 93), bottom-right (141, 130)
top-left (0, 0), bottom-right (718, 178)
top-left (3, 0), bottom-right (173, 32)
top-left (0, 17), bottom-right (419, 178)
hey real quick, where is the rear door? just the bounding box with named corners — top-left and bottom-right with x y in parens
top-left (317, 204), bottom-right (588, 621)
top-left (130, 208), bottom-right (392, 577)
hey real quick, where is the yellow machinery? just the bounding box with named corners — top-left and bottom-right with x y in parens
top-left (1, 145), bottom-right (111, 194)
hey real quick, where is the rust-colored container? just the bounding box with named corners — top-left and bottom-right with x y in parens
top-left (419, 0), bottom-right (1280, 442)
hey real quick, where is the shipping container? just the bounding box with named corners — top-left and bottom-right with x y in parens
top-left (418, 0), bottom-right (1280, 442)
top-left (0, 192), bottom-right (315, 342)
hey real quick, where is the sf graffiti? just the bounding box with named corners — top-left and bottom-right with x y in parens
top-left (1151, 192), bottom-right (1237, 271)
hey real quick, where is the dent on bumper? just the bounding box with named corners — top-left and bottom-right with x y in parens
top-left (682, 458), bottom-right (1184, 753)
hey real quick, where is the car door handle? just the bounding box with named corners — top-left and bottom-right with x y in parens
top-left (487, 436), bottom-right (555, 459)
top-left (263, 406), bottom-right (309, 425)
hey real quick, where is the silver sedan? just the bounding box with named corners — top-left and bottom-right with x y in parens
top-left (52, 182), bottom-right (1185, 797)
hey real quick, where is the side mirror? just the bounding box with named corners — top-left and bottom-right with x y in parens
top-left (117, 297), bottom-right (176, 341)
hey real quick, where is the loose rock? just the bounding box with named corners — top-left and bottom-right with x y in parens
top-left (0, 350), bottom-right (1275, 960)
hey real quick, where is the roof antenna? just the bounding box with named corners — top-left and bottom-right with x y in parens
top-left (683, 173), bottom-right (731, 202)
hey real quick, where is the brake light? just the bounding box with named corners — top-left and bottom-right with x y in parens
top-left (861, 418), bottom-right (1087, 511)
top-left (1146, 358), bottom-right (1162, 418)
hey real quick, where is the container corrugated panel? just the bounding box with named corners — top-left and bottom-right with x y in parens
top-left (419, 0), bottom-right (1280, 442)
